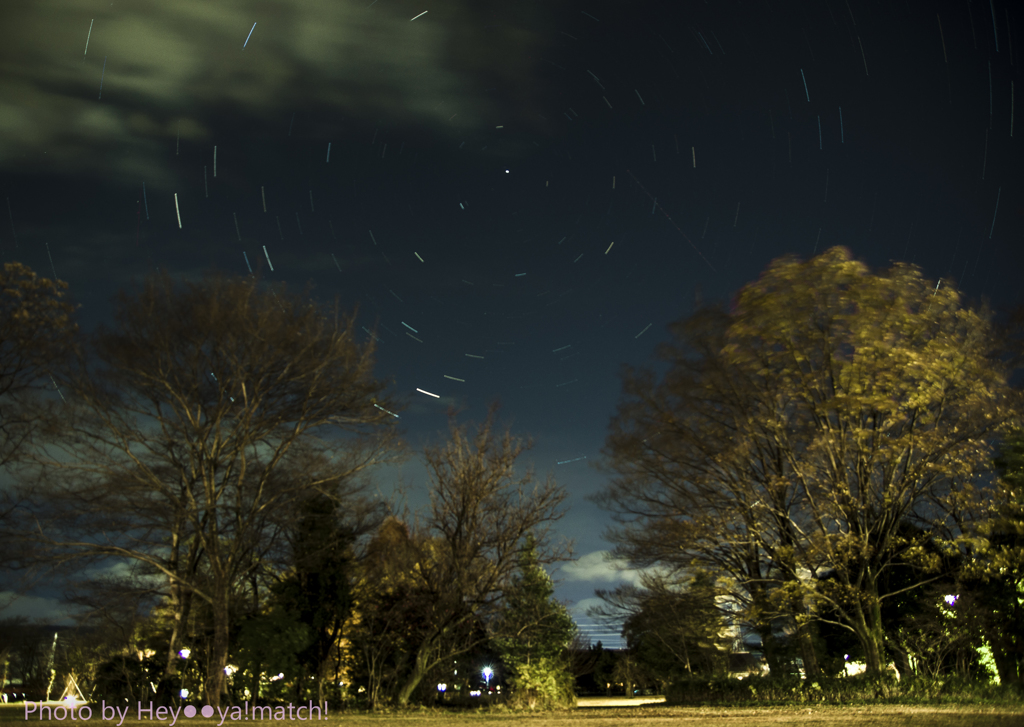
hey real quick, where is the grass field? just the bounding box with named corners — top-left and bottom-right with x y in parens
top-left (4, 701), bottom-right (1024, 727)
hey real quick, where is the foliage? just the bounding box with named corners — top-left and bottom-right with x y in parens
top-left (893, 590), bottom-right (991, 680)
top-left (664, 673), bottom-right (1024, 706)
top-left (273, 493), bottom-right (367, 703)
top-left (346, 518), bottom-right (432, 708)
top-left (503, 656), bottom-right (574, 709)
top-left (967, 424), bottom-right (1024, 685)
top-left (634, 573), bottom-right (729, 682)
top-left (592, 572), bottom-right (730, 688)
top-left (596, 247), bottom-right (1020, 677)
top-left (493, 537), bottom-right (577, 709)
top-left (234, 604), bottom-right (313, 701)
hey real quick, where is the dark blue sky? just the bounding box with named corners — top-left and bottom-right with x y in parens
top-left (1, 0), bottom-right (1021, 646)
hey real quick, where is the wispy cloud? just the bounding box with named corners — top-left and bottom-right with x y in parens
top-left (0, 0), bottom-right (565, 181)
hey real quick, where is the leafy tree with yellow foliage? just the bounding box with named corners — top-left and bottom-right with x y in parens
top-left (598, 247), bottom-right (1020, 678)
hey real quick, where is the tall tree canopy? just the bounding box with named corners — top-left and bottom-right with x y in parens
top-left (596, 247), bottom-right (1020, 676)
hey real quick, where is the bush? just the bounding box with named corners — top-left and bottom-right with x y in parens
top-left (664, 674), bottom-right (1024, 706)
top-left (505, 657), bottom-right (576, 710)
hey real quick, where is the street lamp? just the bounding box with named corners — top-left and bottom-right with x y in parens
top-left (482, 666), bottom-right (493, 691)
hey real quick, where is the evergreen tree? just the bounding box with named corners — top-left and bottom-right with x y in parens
top-left (274, 494), bottom-right (357, 704)
top-left (493, 536), bottom-right (577, 709)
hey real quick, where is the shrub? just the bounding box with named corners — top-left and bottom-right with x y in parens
top-left (664, 674), bottom-right (1024, 706)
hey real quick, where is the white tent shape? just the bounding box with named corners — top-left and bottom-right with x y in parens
top-left (58, 673), bottom-right (86, 703)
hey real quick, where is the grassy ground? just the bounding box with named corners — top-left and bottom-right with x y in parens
top-left (5, 702), bottom-right (1024, 727)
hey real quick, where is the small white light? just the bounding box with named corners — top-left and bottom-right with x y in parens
top-left (180, 689), bottom-right (189, 699)
top-left (179, 648), bottom-right (191, 659)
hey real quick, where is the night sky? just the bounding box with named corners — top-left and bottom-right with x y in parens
top-left (1, 0), bottom-right (1022, 647)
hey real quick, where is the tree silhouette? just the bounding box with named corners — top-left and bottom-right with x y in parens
top-left (18, 272), bottom-right (401, 706)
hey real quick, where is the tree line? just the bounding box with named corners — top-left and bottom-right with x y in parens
top-left (1, 246), bottom-right (1022, 708)
top-left (0, 265), bottom-right (576, 708)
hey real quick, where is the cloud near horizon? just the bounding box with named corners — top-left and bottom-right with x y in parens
top-left (558, 549), bottom-right (646, 585)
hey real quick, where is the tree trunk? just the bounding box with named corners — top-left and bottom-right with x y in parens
top-left (890, 646), bottom-right (912, 681)
top-left (757, 623), bottom-right (783, 676)
top-left (363, 648), bottom-right (382, 709)
top-left (250, 666), bottom-right (260, 703)
top-left (797, 625), bottom-right (821, 679)
top-left (1, 647), bottom-right (10, 697)
top-left (396, 640), bottom-right (433, 707)
top-left (165, 585), bottom-right (194, 678)
top-left (851, 595), bottom-right (886, 675)
top-left (988, 637), bottom-right (1021, 686)
top-left (206, 595), bottom-right (230, 708)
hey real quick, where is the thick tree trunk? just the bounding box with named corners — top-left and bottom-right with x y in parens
top-left (205, 595), bottom-right (230, 708)
top-left (757, 624), bottom-right (783, 676)
top-left (988, 635), bottom-right (1021, 686)
top-left (797, 624), bottom-right (821, 679)
top-left (851, 596), bottom-right (886, 675)
top-left (395, 641), bottom-right (433, 707)
top-left (783, 572), bottom-right (820, 679)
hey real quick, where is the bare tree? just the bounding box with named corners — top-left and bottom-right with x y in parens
top-left (0, 262), bottom-right (77, 470)
top-left (389, 406), bottom-right (571, 706)
top-left (16, 272), bottom-right (402, 706)
top-left (0, 263), bottom-right (78, 585)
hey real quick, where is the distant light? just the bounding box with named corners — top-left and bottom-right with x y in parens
top-left (944, 594), bottom-right (958, 606)
top-left (179, 649), bottom-right (191, 659)
top-left (437, 684), bottom-right (447, 692)
top-left (224, 665), bottom-right (238, 676)
top-left (180, 689), bottom-right (189, 699)
top-left (505, 170), bottom-right (509, 173)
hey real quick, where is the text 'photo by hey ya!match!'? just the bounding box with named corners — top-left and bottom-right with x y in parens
top-left (23, 703), bottom-right (327, 725)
